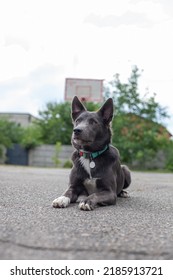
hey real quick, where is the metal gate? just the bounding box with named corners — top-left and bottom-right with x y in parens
top-left (6, 144), bottom-right (28, 165)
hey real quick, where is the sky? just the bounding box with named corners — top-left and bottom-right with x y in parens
top-left (0, 0), bottom-right (173, 133)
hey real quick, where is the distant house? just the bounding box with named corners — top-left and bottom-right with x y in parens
top-left (0, 113), bottom-right (38, 127)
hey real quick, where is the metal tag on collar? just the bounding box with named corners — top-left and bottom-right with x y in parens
top-left (89, 161), bottom-right (95, 168)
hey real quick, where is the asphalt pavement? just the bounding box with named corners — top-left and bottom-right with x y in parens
top-left (0, 165), bottom-right (173, 260)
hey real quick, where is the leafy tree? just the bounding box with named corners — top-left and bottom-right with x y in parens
top-left (108, 65), bottom-right (169, 121)
top-left (0, 118), bottom-right (42, 158)
top-left (0, 118), bottom-right (23, 144)
top-left (20, 124), bottom-right (43, 149)
top-left (0, 118), bottom-right (23, 156)
top-left (37, 102), bottom-right (72, 144)
top-left (112, 113), bottom-right (171, 168)
top-left (106, 65), bottom-right (171, 169)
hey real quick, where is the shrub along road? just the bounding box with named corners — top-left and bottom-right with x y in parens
top-left (0, 166), bottom-right (173, 260)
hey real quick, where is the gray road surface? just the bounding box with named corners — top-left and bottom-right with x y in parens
top-left (0, 165), bottom-right (173, 260)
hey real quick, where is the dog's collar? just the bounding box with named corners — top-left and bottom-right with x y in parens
top-left (79, 145), bottom-right (109, 159)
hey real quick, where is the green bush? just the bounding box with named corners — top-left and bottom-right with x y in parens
top-left (20, 124), bottom-right (42, 149)
top-left (63, 160), bottom-right (73, 168)
top-left (165, 141), bottom-right (173, 171)
top-left (52, 142), bottom-right (62, 167)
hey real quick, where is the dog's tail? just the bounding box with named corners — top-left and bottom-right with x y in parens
top-left (121, 165), bottom-right (131, 189)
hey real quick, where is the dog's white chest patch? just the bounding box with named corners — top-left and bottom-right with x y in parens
top-left (79, 157), bottom-right (92, 177)
top-left (83, 178), bottom-right (97, 195)
top-left (79, 157), bottom-right (98, 194)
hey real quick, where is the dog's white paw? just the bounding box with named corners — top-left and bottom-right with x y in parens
top-left (79, 201), bottom-right (94, 211)
top-left (118, 190), bottom-right (130, 198)
top-left (52, 196), bottom-right (70, 208)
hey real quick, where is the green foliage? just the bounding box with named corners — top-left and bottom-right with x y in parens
top-left (20, 124), bottom-right (42, 149)
top-left (107, 66), bottom-right (171, 169)
top-left (112, 113), bottom-right (170, 168)
top-left (164, 140), bottom-right (173, 171)
top-left (0, 118), bottom-right (42, 157)
top-left (0, 144), bottom-right (6, 160)
top-left (109, 66), bottom-right (169, 122)
top-left (37, 102), bottom-right (72, 144)
top-left (84, 102), bottom-right (101, 111)
top-left (52, 141), bottom-right (62, 167)
top-left (0, 118), bottom-right (23, 156)
top-left (63, 160), bottom-right (73, 168)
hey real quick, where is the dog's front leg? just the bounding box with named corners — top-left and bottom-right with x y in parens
top-left (52, 185), bottom-right (80, 208)
top-left (79, 191), bottom-right (116, 211)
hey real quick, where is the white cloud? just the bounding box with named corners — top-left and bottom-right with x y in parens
top-left (0, 0), bottom-right (173, 133)
top-left (0, 63), bottom-right (64, 115)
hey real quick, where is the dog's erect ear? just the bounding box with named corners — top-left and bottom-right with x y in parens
top-left (98, 98), bottom-right (114, 124)
top-left (71, 96), bottom-right (86, 121)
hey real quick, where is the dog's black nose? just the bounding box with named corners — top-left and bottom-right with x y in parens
top-left (73, 128), bottom-right (83, 135)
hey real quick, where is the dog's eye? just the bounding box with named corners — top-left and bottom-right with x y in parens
top-left (89, 118), bottom-right (98, 125)
top-left (75, 118), bottom-right (82, 125)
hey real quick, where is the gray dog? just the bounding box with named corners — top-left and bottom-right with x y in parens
top-left (53, 96), bottom-right (131, 210)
